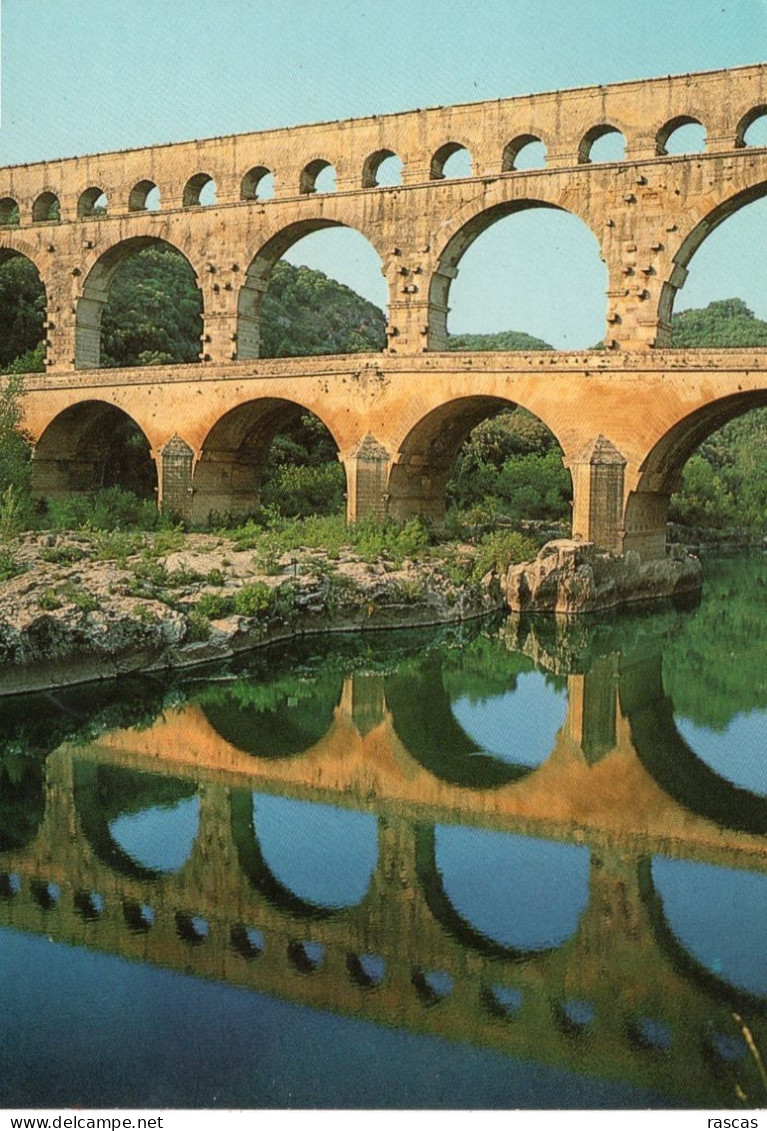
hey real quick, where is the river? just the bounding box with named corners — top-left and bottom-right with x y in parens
top-left (0, 554), bottom-right (764, 1110)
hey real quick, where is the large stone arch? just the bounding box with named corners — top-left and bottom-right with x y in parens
top-left (31, 399), bottom-right (158, 503)
top-left (658, 180), bottom-right (767, 336)
top-left (190, 395), bottom-right (348, 525)
top-left (74, 234), bottom-right (204, 369)
top-left (623, 390), bottom-right (767, 559)
top-left (425, 194), bottom-right (606, 350)
top-left (386, 394), bottom-right (571, 526)
top-left (235, 216), bottom-right (389, 359)
top-left (0, 241), bottom-right (49, 369)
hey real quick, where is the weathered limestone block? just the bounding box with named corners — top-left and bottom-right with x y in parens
top-left (503, 539), bottom-right (702, 615)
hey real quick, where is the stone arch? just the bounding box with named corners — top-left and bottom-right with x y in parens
top-left (430, 141), bottom-right (473, 180)
top-left (361, 148), bottom-right (403, 188)
top-left (735, 105), bottom-right (767, 148)
top-left (240, 165), bottom-right (274, 200)
top-left (623, 390), bottom-right (767, 559)
top-left (190, 396), bottom-right (347, 525)
top-left (74, 234), bottom-right (203, 369)
top-left (300, 158), bottom-right (336, 194)
top-left (31, 399), bottom-right (158, 503)
top-left (501, 133), bottom-right (547, 171)
top-left (77, 186), bottom-right (108, 218)
top-left (128, 179), bottom-right (160, 212)
top-left (656, 115), bottom-right (706, 156)
top-left (578, 123), bottom-right (627, 164)
top-left (0, 197), bottom-right (19, 226)
top-left (386, 394), bottom-right (571, 526)
top-left (236, 216), bottom-right (388, 359)
top-left (183, 172), bottom-right (217, 207)
top-left (32, 191), bottom-right (60, 222)
top-left (657, 181), bottom-right (767, 338)
top-left (426, 196), bottom-right (604, 351)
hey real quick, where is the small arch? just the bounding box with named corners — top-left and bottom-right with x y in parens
top-left (347, 953), bottom-right (385, 989)
top-left (78, 187), bottom-right (108, 218)
top-left (431, 142), bottom-right (472, 180)
top-left (0, 198), bottom-right (20, 226)
top-left (74, 891), bottom-right (105, 921)
top-left (300, 159), bottom-right (336, 194)
top-left (123, 900), bottom-right (155, 933)
top-left (289, 940), bottom-right (325, 973)
top-left (483, 984), bottom-right (523, 1020)
top-left (412, 969), bottom-right (453, 1006)
top-left (32, 881), bottom-right (60, 910)
top-left (241, 166), bottom-right (275, 200)
top-left (176, 912), bottom-right (209, 946)
top-left (555, 999), bottom-right (597, 1035)
top-left (578, 124), bottom-right (627, 164)
top-left (502, 134), bottom-right (547, 172)
top-left (656, 116), bottom-right (707, 156)
top-left (736, 105), bottom-right (767, 148)
top-left (32, 191), bottom-right (60, 222)
top-left (183, 172), bottom-right (217, 207)
top-left (362, 149), bottom-right (403, 188)
top-left (128, 180), bottom-right (161, 212)
top-left (230, 924), bottom-right (265, 959)
top-left (0, 873), bottom-right (21, 899)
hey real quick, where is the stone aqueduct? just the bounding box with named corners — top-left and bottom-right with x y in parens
top-left (2, 63), bottom-right (767, 553)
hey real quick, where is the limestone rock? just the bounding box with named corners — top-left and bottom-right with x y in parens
top-left (502, 539), bottom-right (702, 615)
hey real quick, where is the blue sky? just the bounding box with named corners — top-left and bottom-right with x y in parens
top-left (1, 0), bottom-right (766, 346)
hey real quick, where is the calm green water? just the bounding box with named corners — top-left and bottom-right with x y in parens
top-left (0, 554), bottom-right (764, 1109)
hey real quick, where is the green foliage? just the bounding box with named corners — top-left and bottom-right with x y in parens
top-left (261, 461), bottom-right (345, 518)
top-left (100, 246), bottom-right (203, 368)
top-left (45, 486), bottom-right (163, 533)
top-left (229, 513), bottom-right (430, 569)
top-left (670, 297), bottom-right (767, 348)
top-left (447, 330), bottom-right (553, 351)
top-left (260, 261), bottom-right (386, 357)
top-left (0, 257), bottom-right (45, 370)
top-left (471, 529), bottom-right (538, 580)
top-left (38, 588), bottom-right (62, 611)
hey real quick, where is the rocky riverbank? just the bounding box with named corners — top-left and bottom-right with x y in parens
top-left (0, 531), bottom-right (501, 696)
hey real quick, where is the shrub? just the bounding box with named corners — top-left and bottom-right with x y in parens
top-left (472, 530), bottom-right (537, 581)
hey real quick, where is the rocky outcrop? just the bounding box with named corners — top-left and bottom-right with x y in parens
top-left (0, 534), bottom-right (500, 696)
top-left (502, 539), bottom-right (702, 615)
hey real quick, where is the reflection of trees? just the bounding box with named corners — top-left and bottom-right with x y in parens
top-left (661, 555), bottom-right (767, 729)
top-left (0, 747), bottom-right (44, 851)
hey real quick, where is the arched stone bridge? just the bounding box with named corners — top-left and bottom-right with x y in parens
top-left (3, 63), bottom-right (767, 555)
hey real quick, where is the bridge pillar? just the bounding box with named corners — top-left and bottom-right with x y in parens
top-left (156, 435), bottom-right (195, 522)
top-left (342, 434), bottom-right (391, 522)
top-left (566, 657), bottom-right (620, 764)
top-left (622, 490), bottom-right (670, 560)
top-left (570, 435), bottom-right (626, 554)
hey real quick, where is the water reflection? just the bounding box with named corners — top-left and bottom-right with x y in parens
top-left (0, 555), bottom-right (764, 1109)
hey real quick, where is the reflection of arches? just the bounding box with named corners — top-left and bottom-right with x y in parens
top-left (620, 654), bottom-right (767, 836)
top-left (192, 397), bottom-right (345, 522)
top-left (236, 218), bottom-right (386, 359)
top-left (578, 124), bottom-right (626, 163)
top-left (230, 790), bottom-right (377, 918)
top-left (197, 669), bottom-right (344, 758)
top-left (75, 235), bottom-right (202, 369)
top-left (0, 755), bottom-right (44, 852)
top-left (385, 653), bottom-right (538, 787)
top-left (32, 400), bottom-right (157, 501)
top-left (428, 198), bottom-right (604, 351)
top-left (640, 857), bottom-right (766, 1015)
top-left (73, 763), bottom-right (198, 881)
top-left (415, 825), bottom-right (589, 959)
top-left (624, 392), bottom-right (767, 558)
top-left (656, 116), bottom-right (706, 156)
top-left (659, 182), bottom-right (767, 331)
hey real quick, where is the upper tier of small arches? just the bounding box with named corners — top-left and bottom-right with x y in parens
top-left (0, 71), bottom-right (765, 227)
